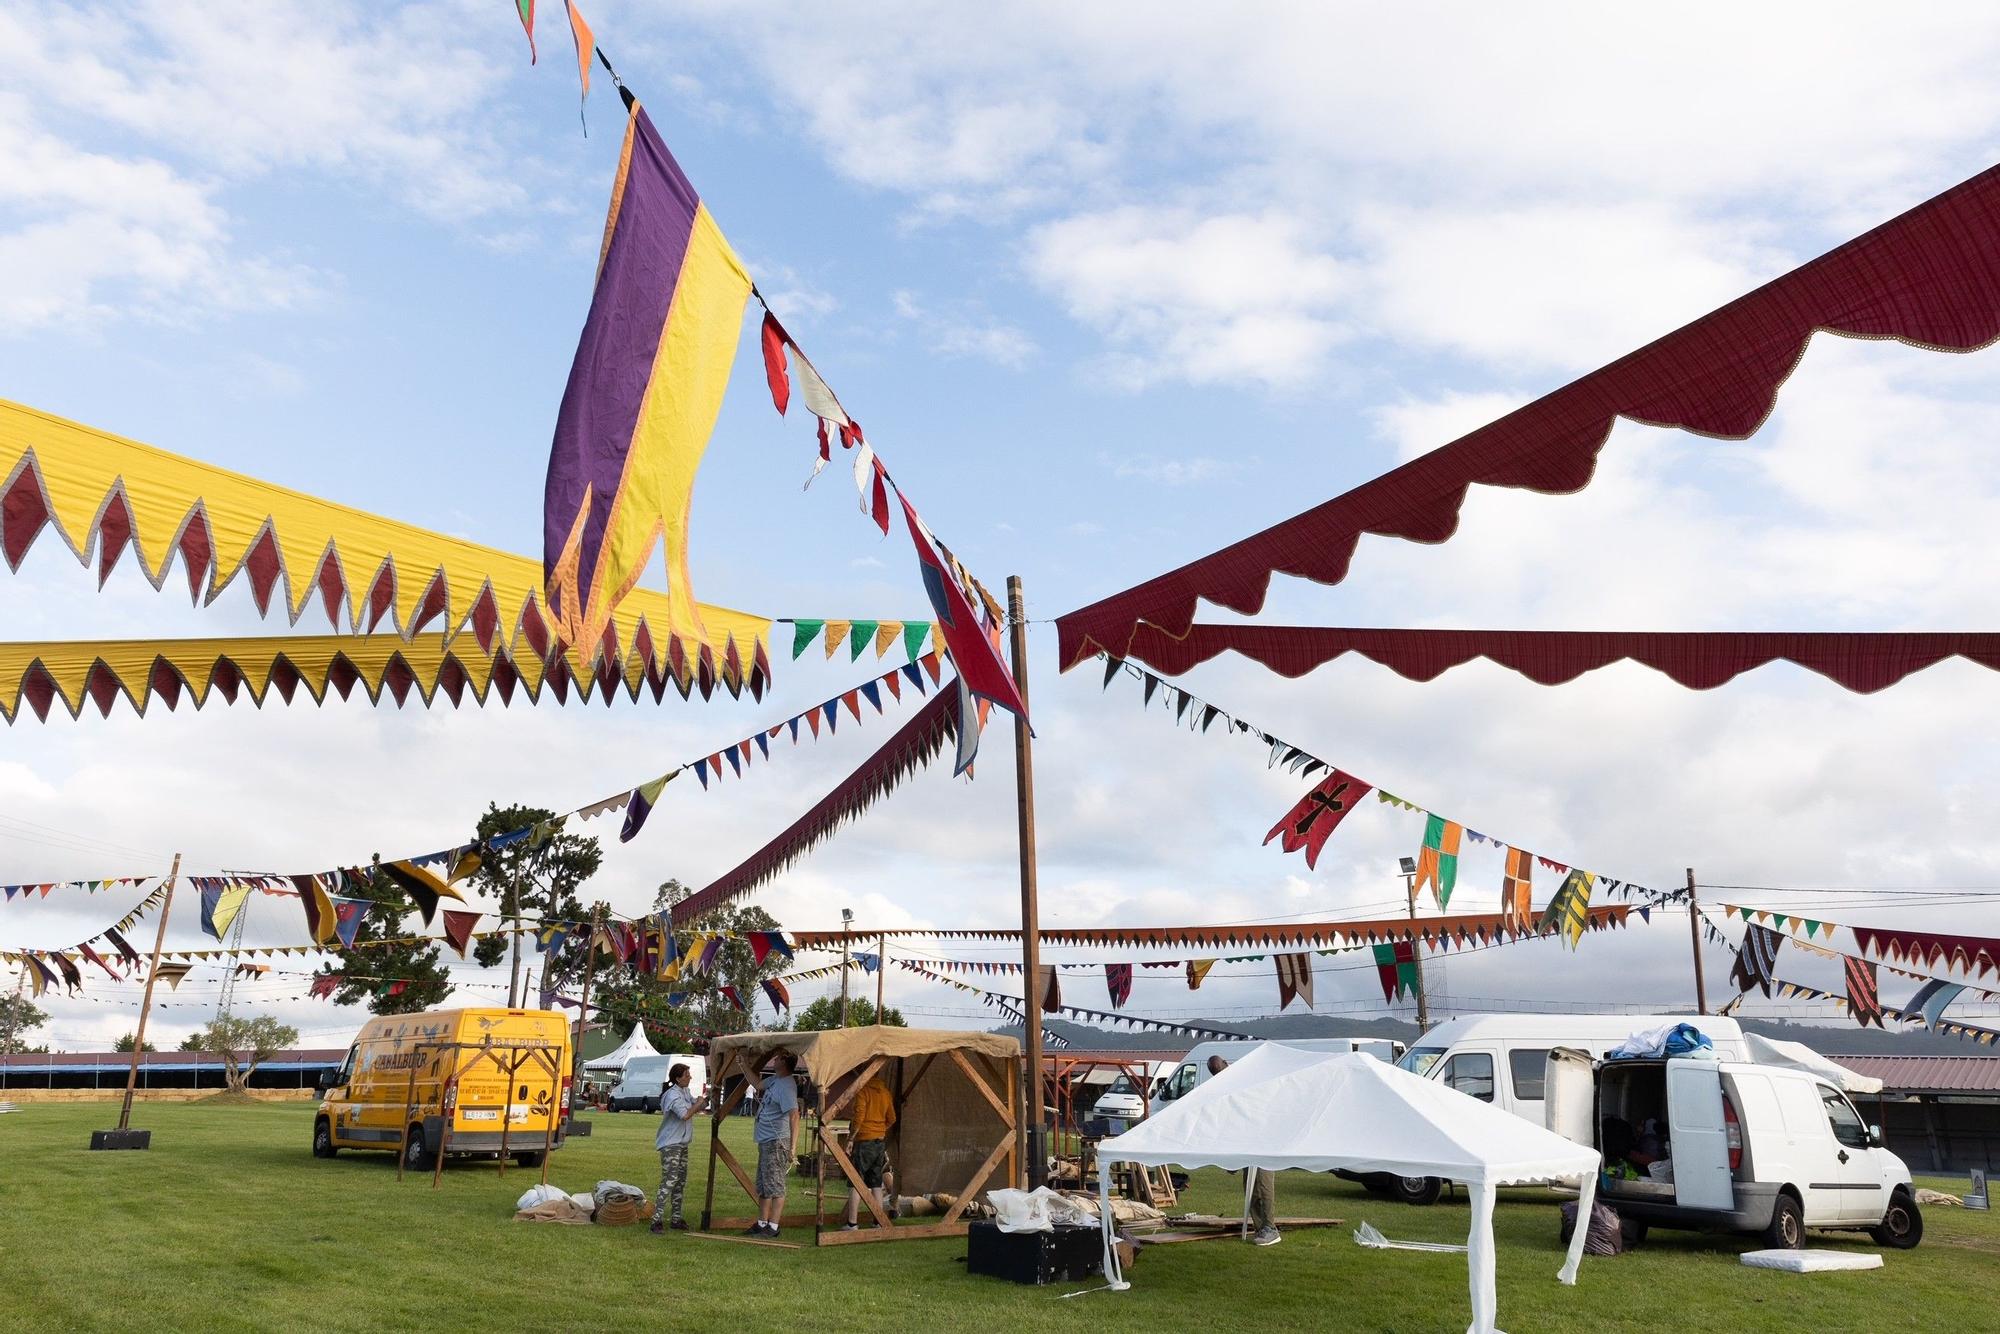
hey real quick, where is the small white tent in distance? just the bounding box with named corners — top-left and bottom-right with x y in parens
top-left (1095, 1045), bottom-right (1602, 1334)
top-left (582, 1023), bottom-right (662, 1079)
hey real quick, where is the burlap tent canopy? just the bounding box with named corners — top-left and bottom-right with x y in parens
top-left (702, 1026), bottom-right (1020, 1246)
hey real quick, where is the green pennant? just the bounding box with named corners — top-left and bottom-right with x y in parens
top-left (1772, 915), bottom-right (1788, 931)
top-left (903, 621), bottom-right (930, 659)
top-left (1802, 920), bottom-right (1820, 939)
top-left (1738, 906), bottom-right (1753, 922)
top-left (850, 620), bottom-right (879, 660)
top-left (791, 620), bottom-right (824, 659)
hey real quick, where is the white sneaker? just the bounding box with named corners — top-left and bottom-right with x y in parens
top-left (1252, 1227), bottom-right (1282, 1247)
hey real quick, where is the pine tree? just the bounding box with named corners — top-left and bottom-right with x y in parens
top-left (311, 862), bottom-right (453, 1014)
top-left (467, 805), bottom-right (600, 996)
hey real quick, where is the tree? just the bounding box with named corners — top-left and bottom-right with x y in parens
top-left (112, 1031), bottom-right (157, 1053)
top-left (177, 1032), bottom-right (205, 1052)
top-left (467, 805), bottom-right (601, 996)
top-left (312, 862), bottom-right (452, 1014)
top-left (588, 880), bottom-right (791, 1051)
top-left (0, 993), bottom-right (48, 1053)
top-left (789, 996), bottom-right (905, 1032)
top-left (188, 1014), bottom-right (299, 1091)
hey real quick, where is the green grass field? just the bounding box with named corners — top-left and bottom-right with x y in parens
top-left (2, 1100), bottom-right (1994, 1331)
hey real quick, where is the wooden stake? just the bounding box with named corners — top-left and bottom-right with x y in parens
top-left (1687, 867), bottom-right (1708, 1015)
top-left (1006, 575), bottom-right (1045, 1188)
top-left (116, 853), bottom-right (181, 1132)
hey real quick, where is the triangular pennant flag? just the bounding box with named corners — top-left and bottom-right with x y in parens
top-left (850, 620), bottom-right (879, 660)
top-left (883, 668), bottom-right (902, 702)
top-left (1538, 869), bottom-right (1596, 950)
top-left (860, 681), bottom-right (882, 713)
top-left (378, 860), bottom-right (464, 928)
top-left (1038, 964), bottom-right (1061, 1013)
top-left (621, 772), bottom-right (676, 844)
top-left (1104, 963), bottom-right (1133, 1009)
top-left (293, 874), bottom-right (339, 945)
top-left (791, 619), bottom-right (824, 659)
top-left (1844, 955), bottom-right (1884, 1028)
top-left (331, 896), bottom-right (371, 950)
top-left (723, 746), bottom-right (742, 777)
top-left (441, 910), bottom-right (481, 959)
top-left (153, 962), bottom-right (194, 991)
top-left (761, 977), bottom-right (791, 1011)
top-left (823, 621), bottom-right (851, 659)
top-left (901, 622), bottom-right (929, 660)
top-left (1186, 958), bottom-right (1216, 990)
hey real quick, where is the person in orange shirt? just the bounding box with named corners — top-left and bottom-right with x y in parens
top-left (842, 1072), bottom-right (898, 1229)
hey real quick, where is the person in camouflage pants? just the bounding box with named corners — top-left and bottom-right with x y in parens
top-left (650, 1063), bottom-right (704, 1232)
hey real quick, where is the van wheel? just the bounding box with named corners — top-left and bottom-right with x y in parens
top-left (403, 1127), bottom-right (433, 1173)
top-left (515, 1150), bottom-right (546, 1168)
top-left (1762, 1192), bottom-right (1804, 1249)
top-left (1391, 1175), bottom-right (1443, 1207)
top-left (1870, 1190), bottom-right (1923, 1249)
top-left (645, 1098), bottom-right (660, 1115)
top-left (312, 1118), bottom-right (338, 1159)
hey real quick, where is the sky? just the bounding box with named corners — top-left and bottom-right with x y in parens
top-left (7, 1), bottom-right (2000, 1053)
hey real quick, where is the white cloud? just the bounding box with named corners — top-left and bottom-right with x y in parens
top-left (1026, 207), bottom-right (1347, 389)
top-left (891, 289), bottom-right (1037, 367)
top-left (1102, 454), bottom-right (1235, 486)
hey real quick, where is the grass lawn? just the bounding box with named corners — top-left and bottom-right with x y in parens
top-left (2, 1100), bottom-right (1995, 1332)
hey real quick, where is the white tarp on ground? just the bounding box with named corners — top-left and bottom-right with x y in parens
top-left (581, 1023), bottom-right (661, 1075)
top-left (1095, 1046), bottom-right (1602, 1334)
top-left (1742, 1034), bottom-right (1884, 1094)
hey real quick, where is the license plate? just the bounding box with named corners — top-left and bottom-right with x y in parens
top-left (462, 1109), bottom-right (499, 1121)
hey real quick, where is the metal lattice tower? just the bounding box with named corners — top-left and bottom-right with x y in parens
top-left (213, 907), bottom-right (249, 1021)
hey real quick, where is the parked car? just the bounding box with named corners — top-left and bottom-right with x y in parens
top-left (315, 1007), bottom-right (570, 1169)
top-left (1546, 1048), bottom-right (1921, 1249)
top-left (1091, 1074), bottom-right (1148, 1122)
top-left (1149, 1038), bottom-right (1405, 1115)
top-left (606, 1054), bottom-right (709, 1113)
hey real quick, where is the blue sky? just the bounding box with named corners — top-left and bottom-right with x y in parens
top-left (9, 2), bottom-right (2000, 1049)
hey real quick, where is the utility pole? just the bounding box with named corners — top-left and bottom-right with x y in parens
top-left (839, 907), bottom-right (854, 1026)
top-left (875, 932), bottom-right (887, 1017)
top-left (506, 854), bottom-right (528, 1009)
top-left (1400, 857), bottom-right (1432, 1033)
top-left (1686, 867), bottom-right (1708, 1015)
top-left (568, 903), bottom-right (606, 1134)
top-left (1007, 575), bottom-right (1046, 1188)
top-left (95, 853), bottom-right (181, 1149)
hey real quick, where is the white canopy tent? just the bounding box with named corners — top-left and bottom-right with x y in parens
top-left (581, 1023), bottom-right (661, 1077)
top-left (1742, 1033), bottom-right (1883, 1094)
top-left (1095, 1046), bottom-right (1601, 1334)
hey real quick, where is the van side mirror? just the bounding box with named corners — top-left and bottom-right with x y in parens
top-left (1869, 1124), bottom-right (1885, 1147)
top-left (317, 1069), bottom-right (337, 1091)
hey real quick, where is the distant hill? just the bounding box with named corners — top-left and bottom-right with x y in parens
top-left (998, 1011), bottom-right (1985, 1057)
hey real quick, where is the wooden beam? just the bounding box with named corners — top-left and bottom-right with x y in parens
top-left (940, 1130), bottom-right (1015, 1227)
top-left (818, 1125), bottom-right (893, 1229)
top-left (820, 1054), bottom-right (886, 1122)
top-left (815, 1220), bottom-right (971, 1246)
top-left (949, 1048), bottom-right (1012, 1124)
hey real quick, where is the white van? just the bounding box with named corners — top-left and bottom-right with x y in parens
top-left (607, 1054), bottom-right (708, 1114)
top-left (1149, 1037), bottom-right (1404, 1115)
top-left (1397, 1014), bottom-right (1751, 1126)
top-left (1547, 1048), bottom-right (1921, 1249)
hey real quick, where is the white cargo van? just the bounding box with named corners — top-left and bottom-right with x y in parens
top-left (607, 1053), bottom-right (709, 1114)
top-left (1149, 1037), bottom-right (1404, 1115)
top-left (1546, 1048), bottom-right (1921, 1249)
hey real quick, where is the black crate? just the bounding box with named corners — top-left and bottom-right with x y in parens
top-left (89, 1129), bottom-right (151, 1151)
top-left (965, 1221), bottom-right (1102, 1285)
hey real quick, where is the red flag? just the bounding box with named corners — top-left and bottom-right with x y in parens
top-left (900, 494), bottom-right (1027, 720)
top-left (760, 312), bottom-right (791, 414)
top-left (842, 689), bottom-right (862, 722)
top-left (1263, 770), bottom-right (1374, 870)
top-left (719, 984), bottom-right (745, 1012)
top-left (441, 910), bottom-right (480, 959)
top-left (309, 972), bottom-right (342, 999)
top-left (883, 669), bottom-right (902, 702)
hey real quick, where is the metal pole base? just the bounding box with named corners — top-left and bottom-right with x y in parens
top-left (90, 1129), bottom-right (151, 1151)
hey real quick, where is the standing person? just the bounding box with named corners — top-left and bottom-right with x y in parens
top-left (750, 1052), bottom-right (800, 1238)
top-left (1208, 1054), bottom-right (1280, 1246)
top-left (650, 1063), bottom-right (705, 1234)
top-left (842, 1071), bottom-right (897, 1229)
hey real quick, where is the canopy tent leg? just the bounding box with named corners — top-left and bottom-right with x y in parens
top-left (1558, 1170), bottom-right (1596, 1285)
top-left (1241, 1169), bottom-right (1256, 1240)
top-left (1466, 1180), bottom-right (1497, 1334)
top-left (1097, 1154), bottom-right (1128, 1290)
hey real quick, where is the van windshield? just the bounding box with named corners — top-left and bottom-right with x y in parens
top-left (1398, 1046), bottom-right (1446, 1077)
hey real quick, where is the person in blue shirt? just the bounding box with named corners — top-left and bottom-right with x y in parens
top-left (750, 1052), bottom-right (801, 1237)
top-left (650, 1063), bottom-right (706, 1234)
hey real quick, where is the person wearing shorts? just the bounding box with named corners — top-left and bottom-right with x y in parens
top-left (843, 1072), bottom-right (897, 1229)
top-left (750, 1052), bottom-right (800, 1238)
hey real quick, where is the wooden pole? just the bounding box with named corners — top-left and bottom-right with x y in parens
top-left (875, 933), bottom-right (886, 1015)
top-left (1006, 575), bottom-right (1046, 1188)
top-left (839, 908), bottom-right (853, 1026)
top-left (116, 853), bottom-right (181, 1131)
top-left (572, 903), bottom-right (606, 1099)
top-left (1687, 867), bottom-right (1709, 1015)
top-left (506, 860), bottom-right (527, 1009)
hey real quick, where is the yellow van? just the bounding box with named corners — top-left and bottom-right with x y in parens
top-left (314, 1007), bottom-right (573, 1170)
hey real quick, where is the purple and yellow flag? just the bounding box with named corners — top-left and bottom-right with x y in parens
top-left (544, 102), bottom-right (752, 661)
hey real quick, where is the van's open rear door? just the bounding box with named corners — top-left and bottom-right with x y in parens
top-left (1545, 1047), bottom-right (1596, 1145)
top-left (1666, 1062), bottom-right (1735, 1210)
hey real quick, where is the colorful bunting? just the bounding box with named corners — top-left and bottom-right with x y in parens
top-left (441, 910), bottom-right (481, 959)
top-left (1414, 815), bottom-right (1464, 909)
top-left (621, 772), bottom-right (676, 843)
top-left (1104, 962), bottom-right (1133, 1010)
top-left (1263, 769), bottom-right (1374, 870)
top-left (900, 492), bottom-right (1027, 775)
top-left (1500, 848), bottom-right (1533, 930)
top-left (153, 962), bottom-right (193, 990)
top-left (1908, 978), bottom-right (1967, 1032)
top-left (1185, 958), bottom-right (1215, 990)
top-left (1845, 955), bottom-right (1884, 1029)
top-left (1372, 941), bottom-right (1419, 1004)
top-left (1730, 924), bottom-right (1784, 997)
top-left (1275, 952), bottom-right (1314, 1010)
top-left (1540, 869), bottom-right (1596, 950)
top-left (760, 977), bottom-right (791, 1012)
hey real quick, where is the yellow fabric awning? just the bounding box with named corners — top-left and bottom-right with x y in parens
top-left (0, 630), bottom-right (768, 723)
top-left (0, 399), bottom-right (769, 681)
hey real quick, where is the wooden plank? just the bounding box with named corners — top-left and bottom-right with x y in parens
top-left (713, 1136), bottom-right (758, 1202)
top-left (940, 1130), bottom-right (1014, 1227)
top-left (687, 1230), bottom-right (804, 1251)
top-left (948, 1048), bottom-right (1012, 1123)
top-left (815, 1219), bottom-right (971, 1246)
top-left (818, 1126), bottom-right (893, 1229)
top-left (820, 1055), bottom-right (886, 1122)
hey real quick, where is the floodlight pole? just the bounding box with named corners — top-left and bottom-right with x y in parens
top-left (1403, 866), bottom-right (1431, 1033)
top-left (111, 853), bottom-right (181, 1139)
top-left (840, 907), bottom-right (854, 1026)
top-left (1007, 575), bottom-right (1046, 1188)
top-left (876, 933), bottom-right (887, 1015)
top-left (1687, 867), bottom-right (1709, 1015)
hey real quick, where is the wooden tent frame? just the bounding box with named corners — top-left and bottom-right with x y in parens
top-left (700, 1037), bottom-right (1018, 1247)
top-left (392, 1035), bottom-right (566, 1190)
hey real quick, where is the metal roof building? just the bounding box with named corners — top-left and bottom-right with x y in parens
top-left (0, 1048), bottom-right (342, 1091)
